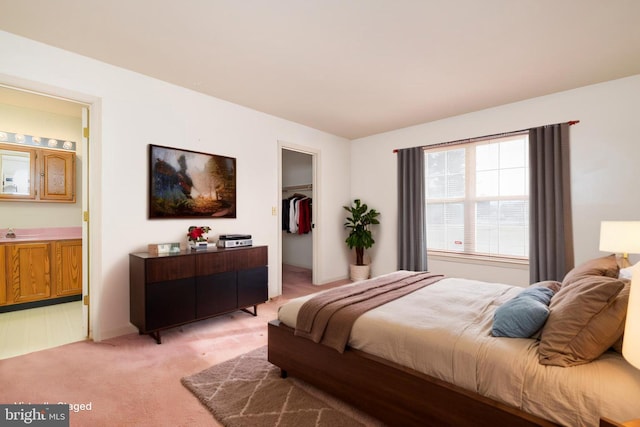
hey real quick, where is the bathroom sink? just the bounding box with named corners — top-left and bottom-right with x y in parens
top-left (0, 227), bottom-right (82, 243)
top-left (0, 235), bottom-right (41, 242)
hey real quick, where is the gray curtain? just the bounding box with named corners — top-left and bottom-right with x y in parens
top-left (397, 147), bottom-right (427, 271)
top-left (529, 123), bottom-right (574, 283)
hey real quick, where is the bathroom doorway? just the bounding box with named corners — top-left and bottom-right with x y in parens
top-left (0, 85), bottom-right (89, 359)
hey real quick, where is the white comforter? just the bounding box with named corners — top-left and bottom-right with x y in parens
top-left (278, 273), bottom-right (640, 426)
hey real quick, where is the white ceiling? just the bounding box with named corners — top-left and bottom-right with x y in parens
top-left (1, 0), bottom-right (639, 139)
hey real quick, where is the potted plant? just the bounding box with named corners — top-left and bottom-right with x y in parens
top-left (343, 199), bottom-right (380, 281)
top-left (187, 225), bottom-right (211, 250)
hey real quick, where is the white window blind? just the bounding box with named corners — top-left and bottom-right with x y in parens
top-left (425, 133), bottom-right (529, 259)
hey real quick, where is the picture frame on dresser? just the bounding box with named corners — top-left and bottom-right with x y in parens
top-left (148, 144), bottom-right (236, 219)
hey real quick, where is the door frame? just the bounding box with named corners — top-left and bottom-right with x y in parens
top-left (81, 107), bottom-right (90, 338)
top-left (0, 77), bottom-right (100, 340)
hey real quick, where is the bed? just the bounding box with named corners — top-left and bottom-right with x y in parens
top-left (267, 256), bottom-right (640, 426)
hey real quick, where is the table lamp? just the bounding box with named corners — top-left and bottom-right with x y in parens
top-left (623, 263), bottom-right (640, 370)
top-left (599, 221), bottom-right (640, 268)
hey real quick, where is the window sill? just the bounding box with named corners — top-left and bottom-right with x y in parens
top-left (428, 251), bottom-right (529, 270)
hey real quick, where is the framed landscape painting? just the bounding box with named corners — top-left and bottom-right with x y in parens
top-left (149, 144), bottom-right (236, 218)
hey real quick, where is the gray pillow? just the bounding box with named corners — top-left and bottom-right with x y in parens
top-left (492, 287), bottom-right (555, 338)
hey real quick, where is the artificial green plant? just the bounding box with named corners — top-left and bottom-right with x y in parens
top-left (343, 199), bottom-right (380, 266)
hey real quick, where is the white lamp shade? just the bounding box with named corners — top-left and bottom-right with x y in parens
top-left (599, 221), bottom-right (640, 254)
top-left (623, 263), bottom-right (640, 369)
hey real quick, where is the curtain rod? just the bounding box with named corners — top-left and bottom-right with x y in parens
top-left (392, 120), bottom-right (579, 153)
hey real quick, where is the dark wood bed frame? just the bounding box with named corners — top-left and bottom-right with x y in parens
top-left (269, 319), bottom-right (561, 426)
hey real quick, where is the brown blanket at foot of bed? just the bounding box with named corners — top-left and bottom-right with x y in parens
top-left (295, 271), bottom-right (444, 352)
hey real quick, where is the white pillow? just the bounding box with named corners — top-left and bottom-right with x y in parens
top-left (618, 261), bottom-right (639, 280)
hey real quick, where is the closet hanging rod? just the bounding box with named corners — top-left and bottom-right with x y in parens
top-left (283, 184), bottom-right (312, 192)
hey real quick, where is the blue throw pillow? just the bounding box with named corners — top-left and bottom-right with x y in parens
top-left (492, 287), bottom-right (555, 338)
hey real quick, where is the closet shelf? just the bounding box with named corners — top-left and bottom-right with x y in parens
top-left (283, 184), bottom-right (312, 192)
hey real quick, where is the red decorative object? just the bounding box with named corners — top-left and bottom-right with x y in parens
top-left (187, 226), bottom-right (211, 243)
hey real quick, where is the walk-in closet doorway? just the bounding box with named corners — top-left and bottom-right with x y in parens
top-left (278, 143), bottom-right (319, 295)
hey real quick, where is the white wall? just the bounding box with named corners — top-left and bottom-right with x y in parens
top-left (0, 103), bottom-right (83, 228)
top-left (0, 30), bottom-right (351, 340)
top-left (351, 74), bottom-right (640, 286)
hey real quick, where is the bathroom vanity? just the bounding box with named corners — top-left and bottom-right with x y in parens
top-left (0, 228), bottom-right (82, 310)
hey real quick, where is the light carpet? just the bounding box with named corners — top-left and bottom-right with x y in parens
top-left (181, 346), bottom-right (384, 427)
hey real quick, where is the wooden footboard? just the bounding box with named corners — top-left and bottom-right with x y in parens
top-left (268, 319), bottom-right (558, 427)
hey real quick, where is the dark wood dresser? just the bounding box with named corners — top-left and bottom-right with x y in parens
top-left (129, 245), bottom-right (268, 343)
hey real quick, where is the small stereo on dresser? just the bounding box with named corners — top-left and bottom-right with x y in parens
top-left (217, 239), bottom-right (253, 248)
top-left (219, 234), bottom-right (252, 240)
top-left (217, 234), bottom-right (252, 248)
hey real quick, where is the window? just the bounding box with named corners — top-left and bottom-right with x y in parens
top-left (425, 133), bottom-right (529, 259)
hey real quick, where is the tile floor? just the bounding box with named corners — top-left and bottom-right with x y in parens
top-left (0, 301), bottom-right (85, 360)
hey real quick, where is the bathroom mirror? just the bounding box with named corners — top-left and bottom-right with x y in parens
top-left (0, 143), bottom-right (36, 199)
